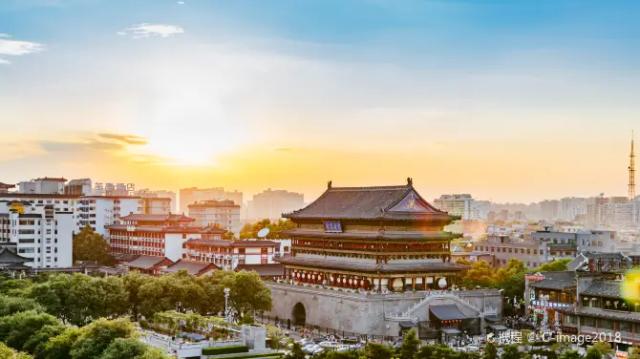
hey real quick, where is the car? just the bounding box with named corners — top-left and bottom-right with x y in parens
top-left (318, 341), bottom-right (339, 349)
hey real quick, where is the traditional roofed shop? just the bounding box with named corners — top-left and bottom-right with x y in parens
top-left (267, 179), bottom-right (503, 339)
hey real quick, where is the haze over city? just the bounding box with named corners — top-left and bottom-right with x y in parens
top-left (2, 0), bottom-right (640, 202)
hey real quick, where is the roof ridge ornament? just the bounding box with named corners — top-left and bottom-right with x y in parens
top-left (407, 177), bottom-right (413, 186)
top-left (327, 180), bottom-right (332, 189)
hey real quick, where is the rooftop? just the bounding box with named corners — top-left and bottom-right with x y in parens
top-left (0, 193), bottom-right (80, 199)
top-left (120, 213), bottom-right (195, 222)
top-left (124, 255), bottom-right (173, 270)
top-left (161, 260), bottom-right (218, 275)
top-left (188, 199), bottom-right (240, 208)
top-left (185, 239), bottom-right (277, 248)
top-left (34, 177), bottom-right (67, 182)
top-left (107, 224), bottom-right (224, 234)
top-left (581, 280), bottom-right (622, 298)
top-left (236, 263), bottom-right (284, 277)
top-left (284, 178), bottom-right (451, 222)
top-left (0, 248), bottom-right (30, 265)
top-left (528, 271), bottom-right (576, 290)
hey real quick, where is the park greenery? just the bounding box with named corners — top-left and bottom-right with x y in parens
top-left (0, 269), bottom-right (272, 359)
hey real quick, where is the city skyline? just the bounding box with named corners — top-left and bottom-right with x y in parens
top-left (2, 1), bottom-right (640, 202)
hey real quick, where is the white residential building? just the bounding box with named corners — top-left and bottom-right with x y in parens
top-left (0, 202), bottom-right (73, 268)
top-left (433, 194), bottom-right (488, 220)
top-left (76, 196), bottom-right (142, 236)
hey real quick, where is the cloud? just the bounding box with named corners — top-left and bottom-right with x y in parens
top-left (117, 23), bottom-right (184, 39)
top-left (177, 1), bottom-right (185, 4)
top-left (98, 133), bottom-right (148, 145)
top-left (0, 33), bottom-right (44, 64)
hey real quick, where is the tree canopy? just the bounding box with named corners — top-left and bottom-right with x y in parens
top-left (240, 219), bottom-right (295, 239)
top-left (534, 259), bottom-right (571, 272)
top-left (72, 226), bottom-right (115, 266)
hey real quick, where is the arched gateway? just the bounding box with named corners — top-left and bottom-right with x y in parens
top-left (292, 302), bottom-right (306, 327)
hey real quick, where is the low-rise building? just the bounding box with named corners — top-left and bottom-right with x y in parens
top-left (108, 214), bottom-right (225, 261)
top-left (474, 234), bottom-right (556, 268)
top-left (182, 239), bottom-right (277, 270)
top-left (524, 252), bottom-right (639, 350)
top-left (160, 259), bottom-right (218, 276)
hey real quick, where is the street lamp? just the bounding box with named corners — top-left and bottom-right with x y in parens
top-left (224, 288), bottom-right (231, 322)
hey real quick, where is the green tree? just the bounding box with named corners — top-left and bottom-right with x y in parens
top-left (0, 342), bottom-right (32, 359)
top-left (590, 342), bottom-right (613, 357)
top-left (69, 318), bottom-right (136, 359)
top-left (0, 276), bottom-right (34, 297)
top-left (0, 310), bottom-right (60, 353)
top-left (500, 345), bottom-right (522, 359)
top-left (230, 271), bottom-right (272, 320)
top-left (23, 323), bottom-right (65, 357)
top-left (399, 329), bottom-right (420, 359)
top-left (585, 348), bottom-right (601, 359)
top-left (240, 219), bottom-right (295, 239)
top-left (0, 295), bottom-right (42, 316)
top-left (99, 338), bottom-right (150, 359)
top-left (29, 274), bottom-right (73, 323)
top-left (285, 343), bottom-right (306, 359)
top-left (72, 225), bottom-right (115, 265)
top-left (364, 343), bottom-right (393, 359)
top-left (535, 259), bottom-right (571, 272)
top-left (483, 342), bottom-right (498, 359)
top-left (40, 326), bottom-right (82, 359)
top-left (135, 348), bottom-right (170, 359)
top-left (415, 344), bottom-right (460, 359)
top-left (30, 273), bottom-right (128, 326)
top-left (628, 347), bottom-right (640, 359)
top-left (559, 351), bottom-right (582, 359)
top-left (123, 272), bottom-right (151, 319)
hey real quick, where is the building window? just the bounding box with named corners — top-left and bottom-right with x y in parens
top-left (323, 221), bottom-right (342, 233)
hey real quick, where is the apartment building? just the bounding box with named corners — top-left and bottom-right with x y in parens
top-left (0, 201), bottom-right (73, 268)
top-left (187, 199), bottom-right (241, 235)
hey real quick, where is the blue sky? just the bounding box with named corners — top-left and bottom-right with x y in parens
top-left (1, 0), bottom-right (639, 202)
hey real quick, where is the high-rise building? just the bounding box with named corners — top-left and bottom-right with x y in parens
top-left (433, 194), bottom-right (488, 220)
top-left (0, 202), bottom-right (73, 268)
top-left (77, 196), bottom-right (142, 236)
top-left (187, 200), bottom-right (241, 235)
top-left (179, 187), bottom-right (243, 212)
top-left (136, 189), bottom-right (177, 212)
top-left (246, 189), bottom-right (304, 221)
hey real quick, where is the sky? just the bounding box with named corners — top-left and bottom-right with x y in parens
top-left (1, 0), bottom-right (639, 203)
